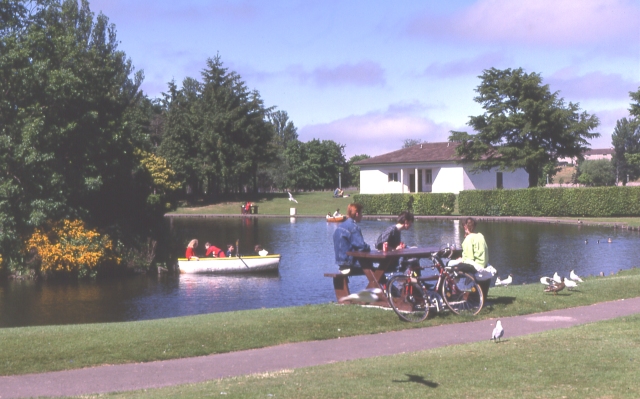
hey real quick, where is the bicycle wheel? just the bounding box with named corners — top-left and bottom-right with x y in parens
top-left (441, 271), bottom-right (484, 316)
top-left (387, 275), bottom-right (429, 322)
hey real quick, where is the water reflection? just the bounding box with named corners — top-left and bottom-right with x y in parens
top-left (0, 218), bottom-right (638, 328)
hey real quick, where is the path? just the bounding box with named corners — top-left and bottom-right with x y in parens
top-left (2, 297), bottom-right (640, 398)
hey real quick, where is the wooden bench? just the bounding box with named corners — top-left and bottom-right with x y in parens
top-left (324, 272), bottom-right (351, 302)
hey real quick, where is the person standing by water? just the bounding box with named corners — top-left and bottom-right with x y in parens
top-left (185, 239), bottom-right (199, 260)
top-left (333, 202), bottom-right (370, 274)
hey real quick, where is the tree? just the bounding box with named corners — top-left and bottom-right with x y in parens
top-left (576, 160), bottom-right (616, 187)
top-left (449, 68), bottom-right (600, 187)
top-left (0, 0), bottom-right (147, 263)
top-left (259, 111), bottom-right (299, 191)
top-left (402, 139), bottom-right (421, 148)
top-left (346, 154), bottom-right (370, 189)
top-left (630, 87), bottom-right (640, 120)
top-left (611, 117), bottom-right (640, 184)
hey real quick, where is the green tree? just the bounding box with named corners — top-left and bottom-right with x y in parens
top-left (630, 87), bottom-right (640, 120)
top-left (0, 0), bottom-right (147, 262)
top-left (259, 111), bottom-right (298, 191)
top-left (449, 67), bottom-right (600, 187)
top-left (576, 160), bottom-right (616, 187)
top-left (402, 139), bottom-right (421, 148)
top-left (611, 117), bottom-right (640, 184)
top-left (346, 154), bottom-right (370, 189)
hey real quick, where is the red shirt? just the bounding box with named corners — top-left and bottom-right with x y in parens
top-left (205, 246), bottom-right (226, 258)
top-left (185, 247), bottom-right (197, 259)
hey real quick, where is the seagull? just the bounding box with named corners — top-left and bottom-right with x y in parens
top-left (569, 270), bottom-right (584, 283)
top-left (553, 272), bottom-right (562, 284)
top-left (607, 237), bottom-right (612, 243)
top-left (564, 279), bottom-right (578, 290)
top-left (287, 191), bottom-right (298, 203)
top-left (540, 276), bottom-right (553, 285)
top-left (491, 320), bottom-right (504, 343)
top-left (339, 288), bottom-right (383, 304)
top-left (545, 278), bottom-right (566, 295)
top-left (495, 274), bottom-right (513, 287)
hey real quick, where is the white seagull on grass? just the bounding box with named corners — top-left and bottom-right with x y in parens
top-left (564, 279), bottom-right (578, 290)
top-left (495, 274), bottom-right (513, 287)
top-left (491, 320), bottom-right (504, 343)
top-left (540, 276), bottom-right (553, 285)
top-left (339, 288), bottom-right (383, 304)
top-left (570, 270), bottom-right (584, 282)
top-left (287, 191), bottom-right (298, 203)
top-left (553, 272), bottom-right (562, 284)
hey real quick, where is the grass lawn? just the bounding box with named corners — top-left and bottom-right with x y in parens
top-left (1, 269), bottom-right (640, 377)
top-left (89, 314), bottom-right (640, 399)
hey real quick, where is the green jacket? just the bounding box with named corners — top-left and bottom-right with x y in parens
top-left (461, 232), bottom-right (488, 268)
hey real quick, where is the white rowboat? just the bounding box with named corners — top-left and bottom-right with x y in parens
top-left (178, 255), bottom-right (280, 274)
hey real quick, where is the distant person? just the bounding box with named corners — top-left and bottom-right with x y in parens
top-left (333, 203), bottom-right (370, 274)
top-left (333, 208), bottom-right (341, 217)
top-left (375, 211), bottom-right (414, 271)
top-left (326, 212), bottom-right (332, 219)
top-left (254, 245), bottom-right (269, 256)
top-left (185, 239), bottom-right (199, 260)
top-left (204, 242), bottom-right (226, 258)
top-left (225, 244), bottom-right (235, 257)
top-left (333, 188), bottom-right (341, 197)
top-left (448, 217), bottom-right (493, 300)
top-left (338, 188), bottom-right (344, 197)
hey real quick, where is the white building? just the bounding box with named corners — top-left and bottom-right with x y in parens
top-left (356, 142), bottom-right (529, 194)
top-left (557, 148), bottom-right (614, 165)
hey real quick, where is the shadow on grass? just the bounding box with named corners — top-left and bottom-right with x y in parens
top-left (392, 374), bottom-right (439, 388)
top-left (487, 296), bottom-right (517, 305)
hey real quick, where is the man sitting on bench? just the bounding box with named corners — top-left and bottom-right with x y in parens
top-left (332, 202), bottom-right (370, 275)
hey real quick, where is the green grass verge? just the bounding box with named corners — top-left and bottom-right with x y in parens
top-left (1, 269), bottom-right (640, 377)
top-left (169, 190), bottom-right (358, 216)
top-left (92, 314), bottom-right (640, 399)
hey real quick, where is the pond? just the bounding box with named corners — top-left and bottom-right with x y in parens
top-left (1, 217), bottom-right (638, 328)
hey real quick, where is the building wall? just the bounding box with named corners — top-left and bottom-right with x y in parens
top-left (360, 164), bottom-right (529, 194)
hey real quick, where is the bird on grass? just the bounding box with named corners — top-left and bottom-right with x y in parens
top-left (339, 288), bottom-right (383, 304)
top-left (491, 320), bottom-right (504, 343)
top-left (553, 272), bottom-right (562, 284)
top-left (540, 276), bottom-right (553, 285)
top-left (495, 274), bottom-right (513, 287)
top-left (570, 269), bottom-right (584, 283)
top-left (287, 191), bottom-right (298, 203)
top-left (544, 278), bottom-right (566, 295)
top-left (564, 279), bottom-right (578, 290)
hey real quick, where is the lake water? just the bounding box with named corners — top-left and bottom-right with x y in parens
top-left (1, 217), bottom-right (638, 328)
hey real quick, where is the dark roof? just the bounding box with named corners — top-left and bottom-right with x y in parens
top-left (355, 142), bottom-right (463, 165)
top-left (585, 148), bottom-right (614, 155)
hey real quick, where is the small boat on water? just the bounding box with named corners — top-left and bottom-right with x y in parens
top-left (178, 255), bottom-right (280, 274)
top-left (326, 215), bottom-right (346, 223)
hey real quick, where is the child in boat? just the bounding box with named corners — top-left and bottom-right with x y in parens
top-left (204, 242), bottom-right (226, 258)
top-left (186, 239), bottom-right (199, 260)
top-left (225, 244), bottom-right (235, 257)
top-left (333, 208), bottom-right (341, 217)
top-left (254, 245), bottom-right (269, 256)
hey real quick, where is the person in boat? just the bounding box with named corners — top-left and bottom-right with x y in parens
top-left (186, 239), bottom-right (199, 260)
top-left (254, 245), bottom-right (269, 256)
top-left (204, 242), bottom-right (226, 258)
top-left (225, 244), bottom-right (235, 257)
top-left (447, 217), bottom-right (494, 300)
top-left (333, 202), bottom-right (370, 275)
top-left (333, 208), bottom-right (341, 217)
top-left (374, 211), bottom-right (414, 271)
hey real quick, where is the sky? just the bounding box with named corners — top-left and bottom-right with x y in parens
top-left (90, 0), bottom-right (640, 158)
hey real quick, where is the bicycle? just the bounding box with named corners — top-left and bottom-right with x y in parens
top-left (386, 245), bottom-right (484, 322)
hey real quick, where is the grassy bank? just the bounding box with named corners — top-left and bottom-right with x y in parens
top-left (1, 269), bottom-right (640, 376)
top-left (90, 314), bottom-right (640, 399)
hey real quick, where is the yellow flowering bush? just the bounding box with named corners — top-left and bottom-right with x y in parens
top-left (26, 220), bottom-right (118, 277)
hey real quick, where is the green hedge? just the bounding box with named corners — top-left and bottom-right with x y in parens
top-left (458, 186), bottom-right (640, 217)
top-left (352, 193), bottom-right (456, 215)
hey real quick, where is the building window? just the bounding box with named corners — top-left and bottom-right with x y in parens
top-left (388, 172), bottom-right (398, 182)
top-left (496, 172), bottom-right (503, 189)
top-left (425, 169), bottom-right (432, 184)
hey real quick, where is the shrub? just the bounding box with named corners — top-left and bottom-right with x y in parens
top-left (352, 193), bottom-right (455, 215)
top-left (25, 220), bottom-right (119, 278)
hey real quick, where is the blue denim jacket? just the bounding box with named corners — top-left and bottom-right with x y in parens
top-left (333, 218), bottom-right (370, 267)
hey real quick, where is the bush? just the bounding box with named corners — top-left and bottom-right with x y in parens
top-left (352, 193), bottom-right (455, 215)
top-left (25, 220), bottom-right (119, 278)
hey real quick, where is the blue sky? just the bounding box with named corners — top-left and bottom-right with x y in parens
top-left (91, 0), bottom-right (640, 158)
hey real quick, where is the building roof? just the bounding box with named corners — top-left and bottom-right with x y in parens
top-left (355, 142), bottom-right (463, 165)
top-left (585, 148), bottom-right (614, 155)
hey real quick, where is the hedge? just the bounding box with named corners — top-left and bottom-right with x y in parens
top-left (457, 186), bottom-right (640, 217)
top-left (352, 193), bottom-right (456, 216)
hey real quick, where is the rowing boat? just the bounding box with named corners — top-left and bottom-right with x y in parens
top-left (326, 215), bottom-right (346, 222)
top-left (178, 255), bottom-right (280, 274)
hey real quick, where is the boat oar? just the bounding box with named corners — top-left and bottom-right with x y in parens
top-left (236, 239), bottom-right (250, 268)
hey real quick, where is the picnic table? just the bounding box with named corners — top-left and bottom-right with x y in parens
top-left (325, 246), bottom-right (440, 307)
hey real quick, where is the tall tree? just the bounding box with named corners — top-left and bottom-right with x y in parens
top-left (402, 139), bottom-right (421, 148)
top-left (611, 117), bottom-right (640, 184)
top-left (346, 154), bottom-right (370, 189)
top-left (449, 68), bottom-right (600, 187)
top-left (630, 87), bottom-right (640, 120)
top-left (0, 0), bottom-right (145, 259)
